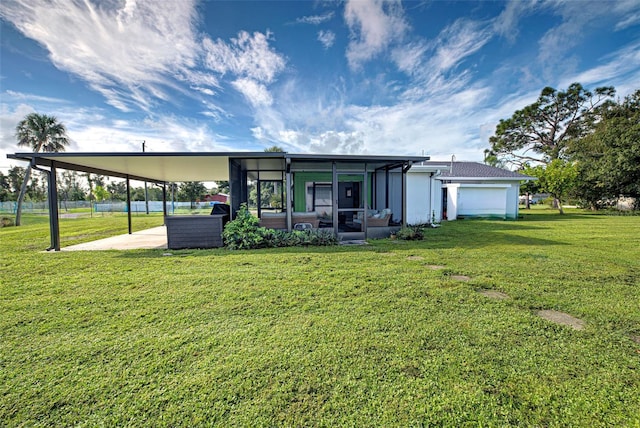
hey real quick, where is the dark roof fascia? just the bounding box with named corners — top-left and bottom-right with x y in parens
top-left (286, 153), bottom-right (429, 163)
top-left (10, 152), bottom-right (428, 163)
top-left (10, 151), bottom-right (282, 160)
top-left (8, 151), bottom-right (430, 180)
top-left (8, 154), bottom-right (165, 184)
top-left (436, 176), bottom-right (536, 182)
top-left (287, 154), bottom-right (429, 173)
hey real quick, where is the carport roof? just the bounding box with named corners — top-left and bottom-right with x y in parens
top-left (8, 152), bottom-right (429, 183)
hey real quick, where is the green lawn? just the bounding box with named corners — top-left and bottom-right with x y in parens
top-left (1, 210), bottom-right (639, 426)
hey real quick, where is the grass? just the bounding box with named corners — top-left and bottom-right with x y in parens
top-left (1, 209), bottom-right (639, 426)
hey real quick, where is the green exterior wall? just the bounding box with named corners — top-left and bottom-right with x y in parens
top-left (292, 172), bottom-right (373, 212)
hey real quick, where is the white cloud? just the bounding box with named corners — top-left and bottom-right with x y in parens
top-left (534, 1), bottom-right (640, 80)
top-left (391, 42), bottom-right (427, 75)
top-left (232, 78), bottom-right (273, 108)
top-left (0, 98), bottom-right (241, 173)
top-left (0, 104), bottom-right (35, 154)
top-left (344, 0), bottom-right (408, 70)
top-left (203, 31), bottom-right (286, 84)
top-left (429, 19), bottom-right (492, 74)
top-left (193, 87), bottom-right (215, 97)
top-left (615, 12), bottom-right (640, 30)
top-left (613, 0), bottom-right (640, 30)
top-left (296, 12), bottom-right (334, 25)
top-left (492, 0), bottom-right (538, 42)
top-left (0, 0), bottom-right (208, 112)
top-left (557, 41), bottom-right (640, 99)
top-left (318, 30), bottom-right (336, 50)
top-left (391, 18), bottom-right (493, 101)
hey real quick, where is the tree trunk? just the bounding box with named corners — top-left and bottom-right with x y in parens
top-left (525, 192), bottom-right (531, 210)
top-left (15, 165), bottom-right (32, 227)
top-left (555, 197), bottom-right (564, 215)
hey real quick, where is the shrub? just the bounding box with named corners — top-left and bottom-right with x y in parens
top-left (1, 217), bottom-right (15, 228)
top-left (263, 228), bottom-right (338, 247)
top-left (223, 205), bottom-right (338, 249)
top-left (262, 228), bottom-right (294, 248)
top-left (222, 204), bottom-right (265, 250)
top-left (395, 225), bottom-right (424, 241)
top-left (308, 229), bottom-right (339, 246)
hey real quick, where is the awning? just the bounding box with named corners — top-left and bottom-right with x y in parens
top-left (8, 151), bottom-right (429, 183)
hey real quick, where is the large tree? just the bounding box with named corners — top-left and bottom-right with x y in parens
top-left (14, 113), bottom-right (70, 225)
top-left (0, 171), bottom-right (9, 202)
top-left (59, 171), bottom-right (87, 210)
top-left (178, 181), bottom-right (207, 209)
top-left (264, 145), bottom-right (285, 152)
top-left (489, 83), bottom-right (615, 211)
top-left (570, 89), bottom-right (640, 210)
top-left (518, 164), bottom-right (543, 209)
top-left (490, 83), bottom-right (615, 165)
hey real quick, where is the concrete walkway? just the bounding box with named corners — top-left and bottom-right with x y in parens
top-left (62, 226), bottom-right (168, 251)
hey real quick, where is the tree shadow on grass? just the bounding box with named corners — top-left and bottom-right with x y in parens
top-left (113, 216), bottom-right (587, 259)
top-left (113, 243), bottom-right (382, 259)
top-left (519, 212), bottom-right (609, 222)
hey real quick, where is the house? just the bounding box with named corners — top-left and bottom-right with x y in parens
top-left (204, 193), bottom-right (229, 204)
top-left (406, 161), bottom-right (535, 223)
top-left (7, 151), bottom-right (428, 250)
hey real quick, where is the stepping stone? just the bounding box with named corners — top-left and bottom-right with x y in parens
top-left (537, 310), bottom-right (585, 330)
top-left (406, 256), bottom-right (424, 260)
top-left (427, 265), bottom-right (445, 270)
top-left (631, 335), bottom-right (640, 344)
top-left (451, 275), bottom-right (471, 282)
top-left (478, 290), bottom-right (510, 300)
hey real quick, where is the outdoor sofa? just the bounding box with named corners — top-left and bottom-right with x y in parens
top-left (259, 212), bottom-right (320, 229)
top-left (353, 208), bottom-right (392, 231)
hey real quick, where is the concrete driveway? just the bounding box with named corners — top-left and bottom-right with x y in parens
top-left (61, 226), bottom-right (168, 251)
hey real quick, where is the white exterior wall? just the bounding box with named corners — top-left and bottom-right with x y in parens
top-left (443, 182), bottom-right (522, 220)
top-left (445, 184), bottom-right (459, 220)
top-left (405, 166), bottom-right (525, 223)
top-left (431, 176), bottom-right (443, 222)
top-left (458, 185), bottom-right (508, 217)
top-left (505, 182), bottom-right (520, 219)
top-left (405, 166), bottom-right (449, 224)
top-left (406, 171), bottom-right (432, 224)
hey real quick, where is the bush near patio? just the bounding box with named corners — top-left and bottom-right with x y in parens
top-left (1, 208), bottom-right (639, 426)
top-left (395, 225), bottom-right (425, 240)
top-left (223, 203), bottom-right (337, 249)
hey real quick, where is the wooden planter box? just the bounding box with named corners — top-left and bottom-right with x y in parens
top-left (165, 215), bottom-right (225, 249)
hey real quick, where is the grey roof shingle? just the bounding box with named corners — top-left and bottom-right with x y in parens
top-left (424, 161), bottom-right (533, 179)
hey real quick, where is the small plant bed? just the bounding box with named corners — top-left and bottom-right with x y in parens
top-left (223, 204), bottom-right (338, 249)
top-left (394, 225), bottom-right (425, 240)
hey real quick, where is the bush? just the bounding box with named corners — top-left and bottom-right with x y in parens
top-left (222, 204), bottom-right (265, 250)
top-left (223, 205), bottom-right (338, 249)
top-left (260, 228), bottom-right (338, 248)
top-left (395, 225), bottom-right (424, 241)
top-left (1, 217), bottom-right (15, 228)
top-left (308, 229), bottom-right (339, 246)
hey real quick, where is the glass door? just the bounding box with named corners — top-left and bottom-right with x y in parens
top-left (336, 172), bottom-right (366, 239)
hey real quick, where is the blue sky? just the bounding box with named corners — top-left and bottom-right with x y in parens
top-left (1, 0), bottom-right (639, 172)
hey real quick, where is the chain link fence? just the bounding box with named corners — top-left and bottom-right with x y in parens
top-left (1, 200), bottom-right (220, 214)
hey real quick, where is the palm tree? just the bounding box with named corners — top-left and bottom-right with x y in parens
top-left (14, 113), bottom-right (70, 226)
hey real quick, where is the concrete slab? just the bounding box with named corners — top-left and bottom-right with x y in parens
top-left (61, 226), bottom-right (168, 251)
top-left (537, 309), bottom-right (585, 330)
